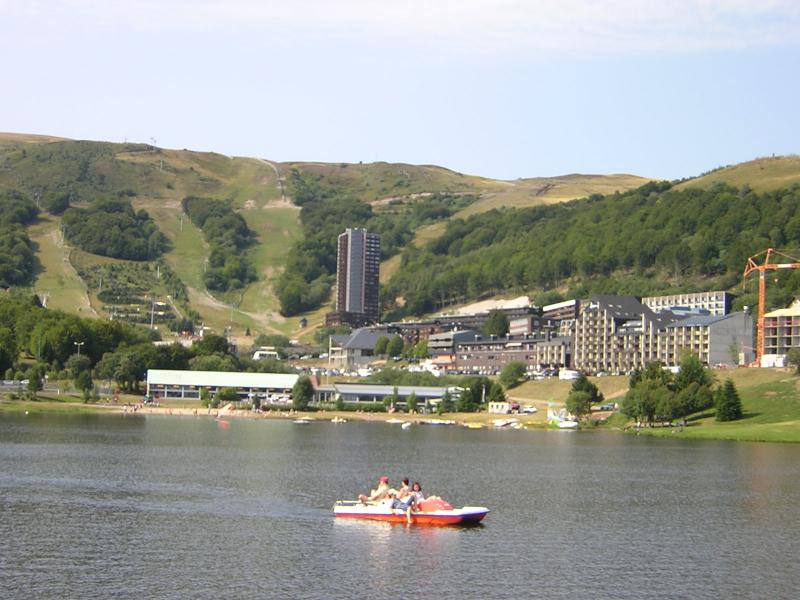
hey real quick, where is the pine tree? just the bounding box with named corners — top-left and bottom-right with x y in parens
top-left (715, 379), bottom-right (743, 422)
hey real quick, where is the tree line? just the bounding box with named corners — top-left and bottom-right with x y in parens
top-left (62, 198), bottom-right (169, 260)
top-left (0, 294), bottom-right (295, 398)
top-left (0, 190), bottom-right (39, 288)
top-left (383, 182), bottom-right (800, 318)
top-left (182, 196), bottom-right (256, 292)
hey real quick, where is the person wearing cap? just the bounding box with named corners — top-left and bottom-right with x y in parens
top-left (358, 476), bottom-right (391, 504)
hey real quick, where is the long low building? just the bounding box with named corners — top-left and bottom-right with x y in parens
top-left (146, 369), bottom-right (298, 402)
top-left (314, 382), bottom-right (451, 406)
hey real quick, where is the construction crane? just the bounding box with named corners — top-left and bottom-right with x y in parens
top-left (742, 248), bottom-right (800, 365)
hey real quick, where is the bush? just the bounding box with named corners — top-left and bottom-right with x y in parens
top-left (499, 361), bottom-right (526, 388)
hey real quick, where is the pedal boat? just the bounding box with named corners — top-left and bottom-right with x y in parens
top-left (333, 500), bottom-right (489, 525)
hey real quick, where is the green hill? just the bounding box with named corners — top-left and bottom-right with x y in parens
top-left (3, 131), bottom-right (799, 341)
top-left (677, 156), bottom-right (800, 192)
top-left (382, 181), bottom-right (800, 318)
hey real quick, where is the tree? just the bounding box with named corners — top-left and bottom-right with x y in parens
top-left (200, 387), bottom-right (211, 407)
top-left (292, 376), bottom-right (314, 410)
top-left (565, 390), bottom-right (592, 421)
top-left (0, 326), bottom-right (15, 375)
top-left (674, 352), bottom-right (712, 392)
top-left (194, 334), bottom-right (230, 356)
top-left (27, 375), bottom-right (42, 397)
top-left (637, 361), bottom-right (673, 389)
top-left (407, 391), bottom-right (418, 413)
top-left (386, 336), bottom-right (404, 358)
top-left (487, 382), bottom-right (505, 402)
top-left (570, 374), bottom-right (604, 405)
top-left (622, 380), bottom-right (671, 424)
top-left (437, 390), bottom-right (454, 415)
top-left (373, 336), bottom-right (390, 356)
top-left (66, 353), bottom-right (92, 386)
top-left (787, 348), bottom-right (800, 374)
top-left (383, 386), bottom-right (400, 410)
top-left (456, 388), bottom-right (476, 412)
top-left (715, 379), bottom-right (743, 422)
top-left (217, 387), bottom-right (240, 403)
top-left (414, 340), bottom-right (429, 359)
top-left (75, 370), bottom-right (93, 399)
top-left (481, 310), bottom-right (509, 336)
top-left (673, 382), bottom-right (714, 419)
top-left (499, 361), bottom-right (526, 388)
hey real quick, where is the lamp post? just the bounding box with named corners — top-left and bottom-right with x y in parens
top-left (74, 341), bottom-right (84, 356)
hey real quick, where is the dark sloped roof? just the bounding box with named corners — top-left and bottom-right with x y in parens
top-left (590, 295), bottom-right (649, 320)
top-left (667, 313), bottom-right (733, 328)
top-left (342, 328), bottom-right (388, 350)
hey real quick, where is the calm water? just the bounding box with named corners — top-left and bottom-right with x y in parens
top-left (1, 414), bottom-right (800, 599)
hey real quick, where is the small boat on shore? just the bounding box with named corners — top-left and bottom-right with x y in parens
top-left (333, 499), bottom-right (489, 526)
top-left (330, 417), bottom-right (347, 423)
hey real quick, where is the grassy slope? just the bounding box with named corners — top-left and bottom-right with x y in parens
top-left (0, 133), bottom-right (301, 336)
top-left (27, 215), bottom-right (96, 315)
top-left (510, 368), bottom-right (800, 442)
top-left (677, 156), bottom-right (800, 193)
top-left (8, 132), bottom-right (800, 339)
top-left (633, 369), bottom-right (800, 443)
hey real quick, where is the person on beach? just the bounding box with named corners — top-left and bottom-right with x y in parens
top-left (359, 476), bottom-right (391, 504)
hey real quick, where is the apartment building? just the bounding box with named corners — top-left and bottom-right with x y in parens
top-left (572, 295), bottom-right (660, 373)
top-left (454, 334), bottom-right (570, 375)
top-left (661, 312), bottom-right (754, 366)
top-left (763, 299), bottom-right (800, 358)
top-left (326, 228), bottom-right (381, 327)
top-left (642, 291), bottom-right (732, 316)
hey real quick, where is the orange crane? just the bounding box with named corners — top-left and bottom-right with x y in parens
top-left (743, 248), bottom-right (800, 365)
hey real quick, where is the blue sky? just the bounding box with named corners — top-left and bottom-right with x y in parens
top-left (2, 1), bottom-right (799, 180)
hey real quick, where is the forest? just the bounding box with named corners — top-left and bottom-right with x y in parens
top-left (275, 169), bottom-right (475, 315)
top-left (181, 196), bottom-right (256, 292)
top-left (383, 182), bottom-right (800, 317)
top-left (0, 190), bottom-right (39, 288)
top-left (62, 198), bottom-right (169, 260)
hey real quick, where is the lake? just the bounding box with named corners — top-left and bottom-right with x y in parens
top-left (1, 413), bottom-right (799, 599)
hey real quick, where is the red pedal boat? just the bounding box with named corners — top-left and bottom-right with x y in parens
top-left (333, 498), bottom-right (489, 526)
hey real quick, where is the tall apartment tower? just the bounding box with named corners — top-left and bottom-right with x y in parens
top-left (334, 228), bottom-right (380, 324)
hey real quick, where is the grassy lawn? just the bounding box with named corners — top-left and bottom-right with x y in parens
top-left (615, 369), bottom-right (800, 443)
top-left (0, 395), bottom-right (117, 415)
top-left (509, 375), bottom-right (630, 406)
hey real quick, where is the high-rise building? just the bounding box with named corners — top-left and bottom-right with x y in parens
top-left (326, 228), bottom-right (380, 327)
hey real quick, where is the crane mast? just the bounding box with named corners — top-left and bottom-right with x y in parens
top-left (743, 248), bottom-right (800, 365)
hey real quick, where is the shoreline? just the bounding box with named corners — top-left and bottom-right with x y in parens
top-left (3, 375), bottom-right (799, 443)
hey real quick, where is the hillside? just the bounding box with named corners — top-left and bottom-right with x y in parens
top-left (677, 156), bottom-right (800, 192)
top-left (0, 133), bottom-right (297, 336)
top-left (382, 181), bottom-right (800, 318)
top-left (3, 131), bottom-right (800, 340)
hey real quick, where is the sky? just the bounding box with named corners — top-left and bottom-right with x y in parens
top-left (2, 0), bottom-right (800, 180)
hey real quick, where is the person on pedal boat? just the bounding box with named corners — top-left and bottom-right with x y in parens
top-left (358, 476), bottom-right (391, 504)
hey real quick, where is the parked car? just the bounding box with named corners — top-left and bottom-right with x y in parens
top-left (521, 405), bottom-right (538, 414)
top-left (598, 403), bottom-right (616, 411)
